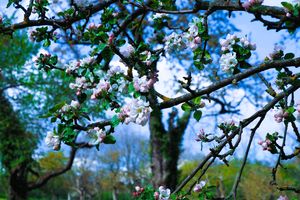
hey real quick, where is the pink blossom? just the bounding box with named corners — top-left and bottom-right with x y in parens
top-left (154, 192), bottom-right (159, 200)
top-left (274, 109), bottom-right (288, 123)
top-left (108, 33), bottom-right (114, 44)
top-left (242, 0), bottom-right (264, 10)
top-left (193, 181), bottom-right (206, 192)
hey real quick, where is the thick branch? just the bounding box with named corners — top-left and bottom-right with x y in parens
top-left (28, 147), bottom-right (77, 190)
top-left (159, 58), bottom-right (300, 109)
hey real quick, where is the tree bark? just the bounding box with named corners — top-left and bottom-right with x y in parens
top-left (148, 91), bottom-right (190, 189)
top-left (9, 165), bottom-right (28, 200)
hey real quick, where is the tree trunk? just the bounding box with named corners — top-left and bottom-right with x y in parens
top-left (149, 106), bottom-right (167, 188)
top-left (112, 186), bottom-right (118, 200)
top-left (149, 90), bottom-right (190, 189)
top-left (9, 164), bottom-right (28, 200)
top-left (0, 92), bottom-right (31, 200)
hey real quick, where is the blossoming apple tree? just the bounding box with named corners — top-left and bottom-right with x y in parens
top-left (1, 0), bottom-right (300, 199)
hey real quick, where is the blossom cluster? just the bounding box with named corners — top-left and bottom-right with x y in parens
top-left (164, 17), bottom-right (202, 52)
top-left (277, 195), bottom-right (289, 200)
top-left (133, 74), bottom-right (157, 93)
top-left (219, 34), bottom-right (256, 72)
top-left (274, 109), bottom-right (289, 123)
top-left (258, 139), bottom-right (272, 151)
top-left (60, 100), bottom-right (81, 113)
top-left (132, 186), bottom-right (145, 197)
top-left (154, 186), bottom-right (171, 200)
top-left (65, 56), bottom-right (96, 74)
top-left (152, 13), bottom-right (168, 21)
top-left (120, 44), bottom-right (135, 58)
top-left (242, 0), bottom-right (264, 10)
top-left (193, 180), bottom-right (206, 193)
top-left (195, 129), bottom-right (208, 142)
top-left (267, 44), bottom-right (284, 60)
top-left (118, 99), bottom-right (152, 126)
top-left (87, 127), bottom-right (106, 145)
top-left (69, 77), bottom-right (91, 95)
top-left (45, 132), bottom-right (61, 150)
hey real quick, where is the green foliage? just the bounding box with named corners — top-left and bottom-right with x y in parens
top-left (179, 160), bottom-right (300, 199)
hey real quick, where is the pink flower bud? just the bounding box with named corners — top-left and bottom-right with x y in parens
top-left (135, 186), bottom-right (141, 192)
top-left (283, 111), bottom-right (289, 118)
top-left (108, 33), bottom-right (114, 45)
top-left (258, 140), bottom-right (263, 145)
top-left (154, 192), bottom-right (159, 200)
top-left (194, 36), bottom-right (201, 44)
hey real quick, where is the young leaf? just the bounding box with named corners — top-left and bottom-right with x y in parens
top-left (103, 135), bottom-right (116, 144)
top-left (194, 110), bottom-right (202, 121)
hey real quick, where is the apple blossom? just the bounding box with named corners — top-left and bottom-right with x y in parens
top-left (193, 180), bottom-right (206, 192)
top-left (219, 52), bottom-right (238, 72)
top-left (196, 129), bottom-right (207, 142)
top-left (119, 99), bottom-right (152, 126)
top-left (268, 44), bottom-right (284, 60)
top-left (258, 139), bottom-right (272, 151)
top-left (164, 32), bottom-right (185, 52)
top-left (70, 100), bottom-right (80, 109)
top-left (65, 60), bottom-right (81, 74)
top-left (152, 13), bottom-right (168, 20)
top-left (277, 195), bottom-right (289, 200)
top-left (45, 132), bottom-right (61, 150)
top-left (154, 191), bottom-right (159, 200)
top-left (87, 127), bottom-right (106, 145)
top-left (69, 77), bottom-right (90, 92)
top-left (274, 109), bottom-right (288, 123)
top-left (158, 186), bottom-right (171, 200)
top-left (120, 44), bottom-right (135, 58)
top-left (219, 34), bottom-right (237, 52)
top-left (91, 80), bottom-right (111, 99)
top-left (133, 75), bottom-right (156, 93)
top-left (242, 0), bottom-right (264, 10)
top-left (107, 65), bottom-right (124, 77)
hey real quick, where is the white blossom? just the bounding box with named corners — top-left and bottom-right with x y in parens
top-left (87, 127), bottom-right (106, 145)
top-left (69, 77), bottom-right (90, 91)
top-left (119, 99), bottom-right (152, 126)
top-left (91, 80), bottom-right (111, 99)
top-left (45, 132), bottom-right (61, 150)
top-left (65, 60), bottom-right (80, 74)
top-left (70, 100), bottom-right (80, 109)
top-left (158, 186), bottom-right (171, 200)
top-left (133, 75), bottom-right (155, 93)
top-left (219, 52), bottom-right (238, 72)
top-left (219, 34), bottom-right (237, 52)
top-left (108, 65), bottom-right (124, 77)
top-left (152, 13), bottom-right (168, 20)
top-left (120, 44), bottom-right (135, 58)
top-left (193, 181), bottom-right (206, 192)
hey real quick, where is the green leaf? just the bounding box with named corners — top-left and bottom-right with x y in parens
top-left (39, 112), bottom-right (53, 118)
top-left (193, 96), bottom-right (202, 105)
top-left (103, 135), bottom-right (116, 144)
top-left (77, 93), bottom-right (87, 104)
top-left (181, 103), bottom-right (191, 111)
top-left (49, 102), bottom-right (66, 113)
top-left (194, 110), bottom-right (202, 121)
top-left (111, 115), bottom-right (120, 128)
top-left (281, 2), bottom-right (294, 11)
top-left (51, 117), bottom-right (57, 123)
top-left (284, 53), bottom-right (295, 59)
